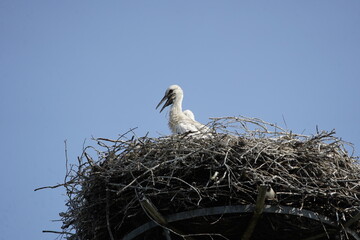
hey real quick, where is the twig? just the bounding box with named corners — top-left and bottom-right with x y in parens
top-left (34, 181), bottom-right (73, 191)
top-left (42, 230), bottom-right (72, 235)
top-left (106, 189), bottom-right (115, 240)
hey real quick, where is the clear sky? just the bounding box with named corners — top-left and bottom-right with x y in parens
top-left (1, 1), bottom-right (359, 239)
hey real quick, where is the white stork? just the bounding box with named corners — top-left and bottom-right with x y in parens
top-left (156, 85), bottom-right (210, 135)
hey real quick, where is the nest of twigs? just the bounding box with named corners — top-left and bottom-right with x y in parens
top-left (55, 117), bottom-right (359, 240)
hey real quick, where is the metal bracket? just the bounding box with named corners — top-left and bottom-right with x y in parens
top-left (123, 204), bottom-right (360, 240)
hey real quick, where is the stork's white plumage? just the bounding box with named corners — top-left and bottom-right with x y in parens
top-left (156, 85), bottom-right (209, 135)
top-left (183, 109), bottom-right (195, 121)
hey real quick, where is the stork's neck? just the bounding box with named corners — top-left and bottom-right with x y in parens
top-left (170, 94), bottom-right (183, 116)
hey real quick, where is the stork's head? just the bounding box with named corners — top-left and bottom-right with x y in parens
top-left (156, 85), bottom-right (183, 112)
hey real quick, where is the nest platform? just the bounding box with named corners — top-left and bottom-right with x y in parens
top-left (57, 117), bottom-right (360, 240)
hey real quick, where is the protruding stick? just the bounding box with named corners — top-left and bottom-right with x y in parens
top-left (241, 185), bottom-right (267, 240)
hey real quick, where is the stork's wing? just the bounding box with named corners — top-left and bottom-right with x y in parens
top-left (176, 121), bottom-right (199, 134)
top-left (192, 120), bottom-right (210, 133)
top-left (176, 118), bottom-right (210, 134)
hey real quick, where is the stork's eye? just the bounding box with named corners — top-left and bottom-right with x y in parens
top-left (168, 89), bottom-right (174, 94)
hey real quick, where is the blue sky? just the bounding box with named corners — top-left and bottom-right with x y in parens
top-left (1, 1), bottom-right (359, 239)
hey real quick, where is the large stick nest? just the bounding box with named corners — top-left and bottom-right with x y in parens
top-left (59, 117), bottom-right (360, 240)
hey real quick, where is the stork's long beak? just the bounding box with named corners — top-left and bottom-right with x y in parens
top-left (156, 93), bottom-right (174, 113)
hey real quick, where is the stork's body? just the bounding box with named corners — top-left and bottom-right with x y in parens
top-left (156, 85), bottom-right (209, 135)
